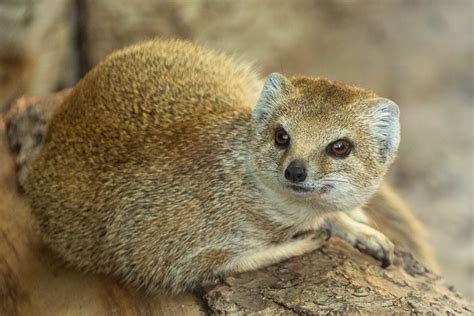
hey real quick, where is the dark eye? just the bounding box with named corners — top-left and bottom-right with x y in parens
top-left (326, 139), bottom-right (352, 158)
top-left (274, 128), bottom-right (290, 148)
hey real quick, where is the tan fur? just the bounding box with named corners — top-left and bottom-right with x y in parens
top-left (23, 39), bottom-right (437, 293)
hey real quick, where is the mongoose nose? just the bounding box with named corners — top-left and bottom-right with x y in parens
top-left (284, 160), bottom-right (307, 182)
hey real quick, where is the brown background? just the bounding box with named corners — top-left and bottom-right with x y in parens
top-left (0, 0), bottom-right (472, 298)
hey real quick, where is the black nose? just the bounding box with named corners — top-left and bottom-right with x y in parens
top-left (284, 160), bottom-right (307, 182)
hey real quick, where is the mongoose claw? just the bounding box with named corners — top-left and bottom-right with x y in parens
top-left (352, 227), bottom-right (394, 268)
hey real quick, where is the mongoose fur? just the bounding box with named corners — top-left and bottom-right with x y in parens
top-left (23, 40), bottom-right (438, 293)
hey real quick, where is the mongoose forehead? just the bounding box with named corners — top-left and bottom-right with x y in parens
top-left (290, 76), bottom-right (377, 106)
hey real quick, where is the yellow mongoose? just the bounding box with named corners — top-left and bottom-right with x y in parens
top-left (23, 40), bottom-right (437, 293)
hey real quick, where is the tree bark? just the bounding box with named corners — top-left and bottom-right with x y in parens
top-left (0, 93), bottom-right (471, 315)
top-left (204, 240), bottom-right (471, 314)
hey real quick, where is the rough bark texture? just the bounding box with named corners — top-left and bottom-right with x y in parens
top-left (0, 93), bottom-right (472, 315)
top-left (204, 240), bottom-right (471, 315)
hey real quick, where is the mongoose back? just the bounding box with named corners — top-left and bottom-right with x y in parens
top-left (24, 40), bottom-right (436, 293)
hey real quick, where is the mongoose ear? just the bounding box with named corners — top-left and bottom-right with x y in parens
top-left (365, 98), bottom-right (400, 165)
top-left (253, 73), bottom-right (294, 122)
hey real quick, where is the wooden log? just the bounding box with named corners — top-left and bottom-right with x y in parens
top-left (204, 240), bottom-right (471, 314)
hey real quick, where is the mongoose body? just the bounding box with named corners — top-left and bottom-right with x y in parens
top-left (24, 40), bottom-right (436, 293)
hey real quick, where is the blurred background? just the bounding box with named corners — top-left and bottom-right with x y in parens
top-left (0, 0), bottom-right (472, 298)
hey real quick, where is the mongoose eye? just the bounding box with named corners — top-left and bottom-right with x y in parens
top-left (326, 139), bottom-right (352, 158)
top-left (274, 128), bottom-right (290, 148)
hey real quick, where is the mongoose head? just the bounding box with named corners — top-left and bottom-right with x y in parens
top-left (250, 73), bottom-right (400, 213)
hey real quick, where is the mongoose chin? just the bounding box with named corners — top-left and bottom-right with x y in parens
top-left (23, 39), bottom-right (423, 293)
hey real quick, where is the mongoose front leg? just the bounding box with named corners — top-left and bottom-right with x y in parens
top-left (328, 208), bottom-right (394, 267)
top-left (225, 229), bottom-right (329, 274)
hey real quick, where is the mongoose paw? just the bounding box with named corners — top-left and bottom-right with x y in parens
top-left (351, 227), bottom-right (394, 268)
top-left (329, 211), bottom-right (394, 268)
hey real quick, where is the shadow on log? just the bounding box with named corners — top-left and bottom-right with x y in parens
top-left (0, 93), bottom-right (471, 315)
